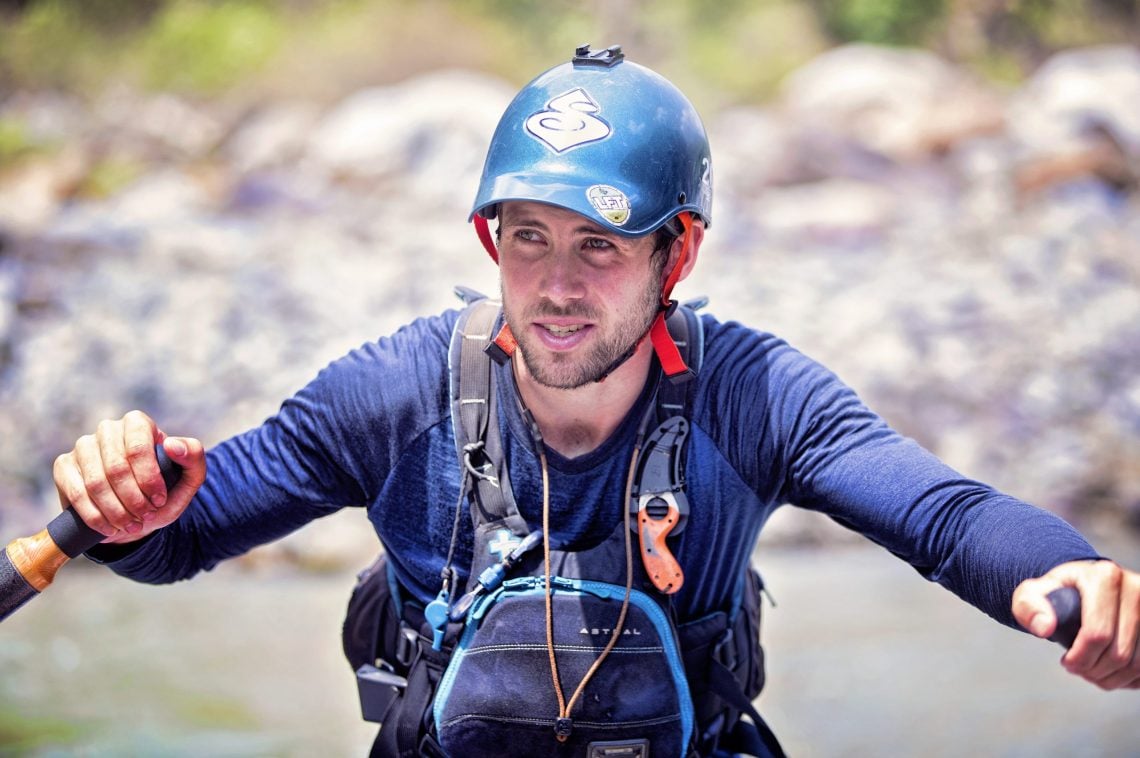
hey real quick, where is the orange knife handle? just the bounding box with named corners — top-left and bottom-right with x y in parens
top-left (638, 503), bottom-right (684, 594)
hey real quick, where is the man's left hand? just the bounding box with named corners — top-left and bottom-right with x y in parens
top-left (1014, 560), bottom-right (1140, 690)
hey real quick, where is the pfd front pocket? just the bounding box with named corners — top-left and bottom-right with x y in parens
top-left (434, 577), bottom-right (694, 757)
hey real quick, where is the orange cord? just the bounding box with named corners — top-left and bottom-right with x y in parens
top-left (542, 445), bottom-right (638, 742)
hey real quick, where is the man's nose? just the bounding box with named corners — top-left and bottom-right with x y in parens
top-left (538, 249), bottom-right (586, 304)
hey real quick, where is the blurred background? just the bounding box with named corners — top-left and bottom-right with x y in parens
top-left (0, 1), bottom-right (1138, 755)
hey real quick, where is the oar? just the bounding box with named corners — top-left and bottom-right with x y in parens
top-left (0, 445), bottom-right (180, 623)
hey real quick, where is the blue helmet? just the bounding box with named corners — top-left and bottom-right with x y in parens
top-left (471, 45), bottom-right (712, 238)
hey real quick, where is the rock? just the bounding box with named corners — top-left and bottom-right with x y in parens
top-left (1007, 47), bottom-right (1140, 197)
top-left (225, 101), bottom-right (322, 174)
top-left (92, 88), bottom-right (227, 162)
top-left (0, 145), bottom-right (88, 232)
top-left (708, 106), bottom-right (793, 191)
top-left (0, 90), bottom-right (88, 145)
top-left (1007, 45), bottom-right (1140, 158)
top-left (305, 69), bottom-right (514, 205)
top-left (779, 44), bottom-right (1005, 161)
top-left (746, 177), bottom-right (898, 245)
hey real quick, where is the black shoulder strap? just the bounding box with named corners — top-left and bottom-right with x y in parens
top-left (628, 300), bottom-right (705, 594)
top-left (656, 298), bottom-right (705, 421)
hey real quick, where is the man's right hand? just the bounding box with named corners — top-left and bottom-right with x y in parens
top-left (52, 410), bottom-right (207, 544)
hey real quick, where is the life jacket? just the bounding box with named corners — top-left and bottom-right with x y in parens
top-left (342, 292), bottom-right (785, 757)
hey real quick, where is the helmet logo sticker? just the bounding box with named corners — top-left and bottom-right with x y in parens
top-left (525, 88), bottom-right (611, 153)
top-left (586, 185), bottom-right (631, 226)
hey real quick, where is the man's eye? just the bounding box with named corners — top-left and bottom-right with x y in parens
top-left (583, 238), bottom-right (613, 250)
top-left (515, 229), bottom-right (542, 242)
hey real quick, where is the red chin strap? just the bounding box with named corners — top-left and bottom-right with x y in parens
top-left (649, 211), bottom-right (695, 382)
top-left (470, 211), bottom-right (695, 380)
top-left (474, 214), bottom-right (516, 357)
top-left (474, 214), bottom-right (498, 263)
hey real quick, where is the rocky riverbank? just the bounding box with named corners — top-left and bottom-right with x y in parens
top-left (1, 44), bottom-right (1138, 557)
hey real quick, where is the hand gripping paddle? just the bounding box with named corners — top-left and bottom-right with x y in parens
top-left (0, 445), bottom-right (180, 623)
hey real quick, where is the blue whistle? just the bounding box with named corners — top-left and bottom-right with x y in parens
top-left (424, 590), bottom-right (451, 651)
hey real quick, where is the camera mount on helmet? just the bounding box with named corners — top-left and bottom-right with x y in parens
top-left (572, 44), bottom-right (625, 68)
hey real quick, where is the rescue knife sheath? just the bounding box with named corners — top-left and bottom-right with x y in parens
top-left (0, 445), bottom-right (179, 623)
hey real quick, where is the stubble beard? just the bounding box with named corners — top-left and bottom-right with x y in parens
top-left (503, 278), bottom-right (661, 390)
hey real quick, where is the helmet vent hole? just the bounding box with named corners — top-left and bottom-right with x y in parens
top-left (678, 192), bottom-right (687, 204)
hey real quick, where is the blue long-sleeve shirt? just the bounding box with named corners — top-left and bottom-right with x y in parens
top-left (93, 310), bottom-right (1099, 628)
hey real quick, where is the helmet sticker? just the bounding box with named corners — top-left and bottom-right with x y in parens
top-left (525, 88), bottom-right (611, 154)
top-left (586, 185), bottom-right (631, 226)
top-left (699, 157), bottom-right (713, 212)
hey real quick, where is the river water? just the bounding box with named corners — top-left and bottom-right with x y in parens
top-left (2, 511), bottom-right (1138, 757)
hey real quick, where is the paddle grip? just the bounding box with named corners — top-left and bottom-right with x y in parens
top-left (1046, 586), bottom-right (1082, 649)
top-left (46, 444), bottom-right (181, 556)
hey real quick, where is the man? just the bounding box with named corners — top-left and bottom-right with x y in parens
top-left (53, 45), bottom-right (1139, 757)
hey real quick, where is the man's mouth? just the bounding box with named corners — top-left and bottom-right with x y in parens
top-left (542, 323), bottom-right (585, 336)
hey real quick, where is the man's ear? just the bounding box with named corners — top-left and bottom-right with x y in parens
top-left (664, 220), bottom-right (704, 285)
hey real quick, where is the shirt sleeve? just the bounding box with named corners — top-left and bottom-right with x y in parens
top-left (707, 320), bottom-right (1101, 629)
top-left (86, 312), bottom-right (457, 583)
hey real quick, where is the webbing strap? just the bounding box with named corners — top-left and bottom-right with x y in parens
top-left (448, 299), bottom-right (527, 555)
top-left (452, 300), bottom-right (496, 462)
top-left (705, 661), bottom-right (787, 757)
top-left (628, 304), bottom-right (703, 596)
top-left (657, 302), bottom-right (704, 419)
top-left (647, 212), bottom-right (698, 381)
top-left (372, 641), bottom-right (450, 758)
top-left (650, 313), bottom-right (688, 380)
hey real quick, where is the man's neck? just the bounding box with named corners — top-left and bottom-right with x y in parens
top-left (513, 347), bottom-right (653, 459)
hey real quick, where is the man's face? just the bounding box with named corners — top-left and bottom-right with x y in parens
top-left (496, 201), bottom-right (667, 389)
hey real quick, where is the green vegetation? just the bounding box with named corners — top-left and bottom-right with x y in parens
top-left (0, 117), bottom-right (45, 163)
top-left (813, 0), bottom-right (945, 46)
top-left (78, 156), bottom-right (147, 199)
top-left (0, 0), bottom-right (1136, 105)
top-left (136, 1), bottom-right (285, 93)
top-left (0, 0), bottom-right (287, 96)
top-left (167, 688), bottom-right (261, 729)
top-left (0, 708), bottom-right (86, 752)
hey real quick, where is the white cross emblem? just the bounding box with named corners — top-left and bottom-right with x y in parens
top-left (489, 529), bottom-right (522, 560)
